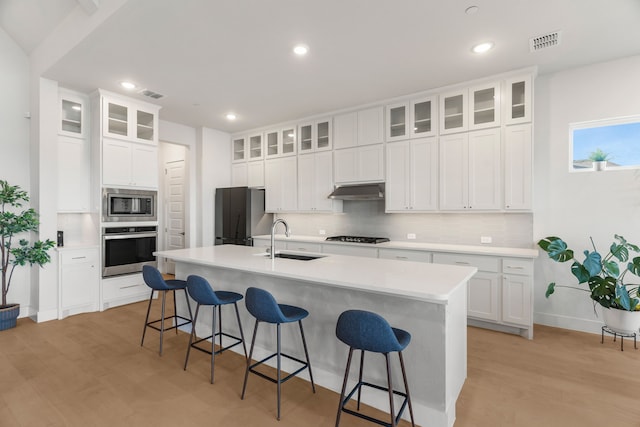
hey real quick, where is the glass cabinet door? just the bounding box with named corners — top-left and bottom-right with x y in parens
top-left (232, 136), bottom-right (246, 162)
top-left (298, 123), bottom-right (313, 152)
top-left (61, 99), bottom-right (83, 135)
top-left (281, 127), bottom-right (296, 155)
top-left (386, 103), bottom-right (408, 141)
top-left (440, 90), bottom-right (467, 134)
top-left (107, 102), bottom-right (129, 137)
top-left (469, 83), bottom-right (500, 129)
top-left (248, 134), bottom-right (263, 160)
top-left (316, 119), bottom-right (332, 150)
top-left (410, 96), bottom-right (436, 137)
top-left (265, 130), bottom-right (279, 157)
top-left (136, 110), bottom-right (154, 141)
top-left (505, 76), bottom-right (532, 125)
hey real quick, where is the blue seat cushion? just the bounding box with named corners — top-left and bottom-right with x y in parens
top-left (336, 309), bottom-right (410, 353)
top-left (143, 265), bottom-right (186, 291)
top-left (278, 304), bottom-right (309, 323)
top-left (186, 275), bottom-right (243, 306)
top-left (245, 287), bottom-right (309, 324)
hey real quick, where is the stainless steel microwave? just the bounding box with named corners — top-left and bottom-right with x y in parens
top-left (102, 188), bottom-right (157, 222)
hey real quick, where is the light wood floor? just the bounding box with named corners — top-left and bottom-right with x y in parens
top-left (1, 300), bottom-right (639, 427)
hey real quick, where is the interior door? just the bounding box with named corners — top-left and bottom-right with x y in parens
top-left (164, 159), bottom-right (186, 274)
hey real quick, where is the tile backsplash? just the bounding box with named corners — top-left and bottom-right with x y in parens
top-left (279, 201), bottom-right (534, 248)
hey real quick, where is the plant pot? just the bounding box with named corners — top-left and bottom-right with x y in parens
top-left (602, 307), bottom-right (640, 335)
top-left (0, 303), bottom-right (20, 331)
top-left (593, 161), bottom-right (607, 171)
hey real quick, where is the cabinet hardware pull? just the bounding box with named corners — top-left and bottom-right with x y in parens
top-left (454, 261), bottom-right (470, 265)
top-left (507, 266), bottom-right (525, 269)
top-left (120, 284), bottom-right (141, 289)
top-left (396, 256), bottom-right (408, 259)
top-left (71, 256), bottom-right (87, 260)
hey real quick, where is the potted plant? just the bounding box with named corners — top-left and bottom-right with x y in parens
top-left (588, 148), bottom-right (611, 171)
top-left (0, 180), bottom-right (55, 331)
top-left (538, 234), bottom-right (640, 334)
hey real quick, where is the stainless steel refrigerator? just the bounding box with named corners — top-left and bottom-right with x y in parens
top-left (214, 187), bottom-right (272, 246)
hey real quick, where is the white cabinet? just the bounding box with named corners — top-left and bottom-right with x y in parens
top-left (103, 138), bottom-right (158, 189)
top-left (322, 244), bottom-right (378, 258)
top-left (298, 117), bottom-right (332, 153)
top-left (439, 89), bottom-right (468, 134)
top-left (264, 156), bottom-right (297, 212)
top-left (286, 241), bottom-right (322, 253)
top-left (334, 107), bottom-right (384, 149)
top-left (58, 248), bottom-right (99, 318)
top-left (59, 89), bottom-right (88, 138)
top-left (504, 124), bottom-right (532, 210)
top-left (386, 138), bottom-right (438, 212)
top-left (386, 97), bottom-right (437, 142)
top-left (504, 75), bottom-right (532, 125)
top-left (297, 152), bottom-right (342, 213)
top-left (102, 273), bottom-right (149, 310)
top-left (265, 126), bottom-right (297, 158)
top-left (501, 258), bottom-right (533, 328)
top-left (247, 161), bottom-right (265, 188)
top-left (248, 133), bottom-right (264, 160)
top-left (469, 82), bottom-right (501, 130)
top-left (231, 163), bottom-right (248, 186)
top-left (334, 144), bottom-right (384, 184)
top-left (58, 136), bottom-right (91, 212)
top-left (102, 96), bottom-right (158, 143)
top-left (378, 248), bottom-right (432, 263)
top-left (439, 129), bottom-right (501, 210)
top-left (252, 238), bottom-right (286, 251)
top-left (232, 135), bottom-right (247, 163)
top-left (432, 253), bottom-right (500, 322)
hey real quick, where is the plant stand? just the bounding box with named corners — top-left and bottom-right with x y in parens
top-left (601, 326), bottom-right (637, 351)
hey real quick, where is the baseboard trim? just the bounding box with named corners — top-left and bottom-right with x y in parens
top-left (534, 312), bottom-right (603, 335)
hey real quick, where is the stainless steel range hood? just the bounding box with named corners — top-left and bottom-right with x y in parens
top-left (327, 183), bottom-right (385, 200)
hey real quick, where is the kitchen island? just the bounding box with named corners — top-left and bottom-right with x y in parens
top-left (155, 244), bottom-right (477, 427)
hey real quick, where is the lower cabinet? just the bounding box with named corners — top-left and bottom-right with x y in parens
top-left (58, 248), bottom-right (99, 318)
top-left (322, 244), bottom-right (378, 258)
top-left (378, 248), bottom-right (432, 262)
top-left (102, 273), bottom-right (149, 310)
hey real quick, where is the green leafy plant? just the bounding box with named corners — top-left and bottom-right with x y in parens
top-left (0, 180), bottom-right (55, 307)
top-left (588, 148), bottom-right (611, 162)
top-left (538, 235), bottom-right (640, 311)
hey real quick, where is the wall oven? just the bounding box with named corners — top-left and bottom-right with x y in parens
top-left (102, 226), bottom-right (157, 277)
top-left (102, 188), bottom-right (157, 222)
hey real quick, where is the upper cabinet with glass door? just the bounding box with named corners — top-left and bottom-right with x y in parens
top-left (504, 75), bottom-right (532, 125)
top-left (386, 103), bottom-right (409, 142)
top-left (231, 135), bottom-right (246, 163)
top-left (248, 133), bottom-right (263, 160)
top-left (439, 89), bottom-right (468, 135)
top-left (59, 89), bottom-right (88, 138)
top-left (410, 96), bottom-right (437, 138)
top-left (101, 92), bottom-right (160, 144)
top-left (265, 126), bottom-right (297, 158)
top-left (469, 82), bottom-right (501, 130)
top-left (298, 118), bottom-right (332, 153)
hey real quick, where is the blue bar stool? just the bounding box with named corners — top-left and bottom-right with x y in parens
top-left (140, 265), bottom-right (193, 355)
top-left (335, 309), bottom-right (415, 427)
top-left (183, 275), bottom-right (247, 384)
top-left (241, 287), bottom-right (316, 420)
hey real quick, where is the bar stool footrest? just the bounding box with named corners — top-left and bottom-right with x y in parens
top-left (191, 331), bottom-right (244, 356)
top-left (145, 315), bottom-right (192, 332)
top-left (340, 381), bottom-right (409, 427)
top-left (248, 352), bottom-right (310, 385)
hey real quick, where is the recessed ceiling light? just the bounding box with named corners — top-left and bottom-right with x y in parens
top-left (472, 42), bottom-right (494, 54)
top-left (226, 113), bottom-right (237, 121)
top-left (120, 81), bottom-right (136, 90)
top-left (293, 44), bottom-right (309, 56)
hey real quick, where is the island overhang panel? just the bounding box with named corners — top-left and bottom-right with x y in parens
top-left (155, 245), bottom-right (476, 427)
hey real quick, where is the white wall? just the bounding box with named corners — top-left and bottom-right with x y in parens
top-left (0, 27), bottom-right (32, 312)
top-left (533, 55), bottom-right (640, 334)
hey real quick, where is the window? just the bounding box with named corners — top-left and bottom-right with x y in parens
top-left (570, 115), bottom-right (640, 171)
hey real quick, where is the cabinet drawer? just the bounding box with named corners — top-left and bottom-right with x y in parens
top-left (502, 258), bottom-right (533, 276)
top-left (322, 244), bottom-right (378, 258)
top-left (432, 253), bottom-right (499, 272)
top-left (378, 249), bottom-right (431, 263)
top-left (102, 275), bottom-right (148, 300)
top-left (286, 242), bottom-right (322, 252)
top-left (60, 249), bottom-right (98, 266)
top-left (253, 239), bottom-right (286, 251)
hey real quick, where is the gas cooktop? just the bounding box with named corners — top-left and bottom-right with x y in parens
top-left (325, 236), bottom-right (390, 244)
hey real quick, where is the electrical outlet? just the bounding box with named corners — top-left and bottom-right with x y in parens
top-left (319, 229), bottom-right (326, 235)
top-left (481, 236), bottom-right (492, 244)
top-left (407, 233), bottom-right (416, 240)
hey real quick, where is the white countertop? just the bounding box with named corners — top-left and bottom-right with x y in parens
top-left (253, 234), bottom-right (539, 258)
top-left (155, 245), bottom-right (477, 305)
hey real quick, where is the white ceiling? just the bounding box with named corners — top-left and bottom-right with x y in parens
top-left (3, 0), bottom-right (640, 134)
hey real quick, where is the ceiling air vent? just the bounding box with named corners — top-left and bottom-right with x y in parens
top-left (529, 31), bottom-right (562, 52)
top-left (139, 89), bottom-right (165, 100)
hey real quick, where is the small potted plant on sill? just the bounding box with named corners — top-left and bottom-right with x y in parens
top-left (538, 234), bottom-right (640, 335)
top-left (1, 180), bottom-right (55, 331)
top-left (588, 148), bottom-right (611, 171)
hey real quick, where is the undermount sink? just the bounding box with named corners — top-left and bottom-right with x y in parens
top-left (273, 252), bottom-right (324, 261)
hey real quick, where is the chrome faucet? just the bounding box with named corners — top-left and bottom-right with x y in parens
top-left (270, 219), bottom-right (290, 259)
